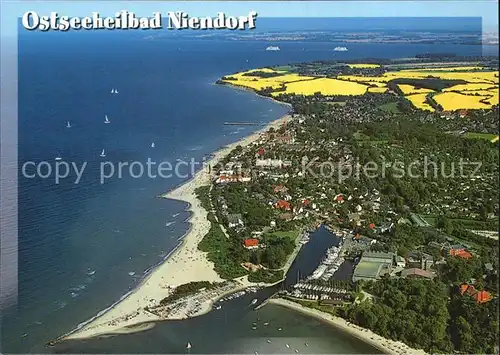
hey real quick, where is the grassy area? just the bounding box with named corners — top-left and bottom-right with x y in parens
top-left (274, 65), bottom-right (295, 72)
top-left (325, 101), bottom-right (347, 106)
top-left (378, 102), bottom-right (401, 113)
top-left (410, 213), bottom-right (431, 227)
top-left (465, 132), bottom-right (498, 142)
top-left (353, 131), bottom-right (370, 141)
top-left (423, 216), bottom-right (437, 226)
top-left (159, 281), bottom-right (218, 305)
top-left (269, 229), bottom-right (300, 240)
top-left (248, 269), bottom-right (283, 283)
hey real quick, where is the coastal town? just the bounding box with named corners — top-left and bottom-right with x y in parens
top-left (54, 57), bottom-right (498, 355)
top-left (202, 57), bottom-right (499, 354)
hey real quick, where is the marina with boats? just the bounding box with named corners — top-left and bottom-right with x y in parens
top-left (307, 232), bottom-right (346, 282)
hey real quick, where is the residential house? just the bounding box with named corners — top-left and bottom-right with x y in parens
top-left (407, 251), bottom-right (434, 270)
top-left (348, 213), bottom-right (361, 226)
top-left (334, 194), bottom-right (344, 203)
top-left (275, 200), bottom-right (291, 211)
top-left (273, 185), bottom-right (288, 194)
top-left (256, 159), bottom-right (283, 168)
top-left (450, 249), bottom-right (473, 259)
top-left (227, 214), bottom-right (244, 229)
top-left (396, 256), bottom-right (406, 268)
top-left (243, 238), bottom-right (259, 250)
top-left (459, 284), bottom-right (493, 304)
top-left (401, 268), bottom-right (435, 279)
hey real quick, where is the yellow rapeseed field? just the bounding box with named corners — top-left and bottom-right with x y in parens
top-left (223, 69), bottom-right (316, 91)
top-left (400, 66), bottom-right (484, 72)
top-left (338, 75), bottom-right (391, 83)
top-left (347, 64), bottom-right (381, 69)
top-left (383, 71), bottom-right (498, 84)
top-left (221, 66), bottom-right (499, 111)
top-left (273, 78), bottom-right (369, 96)
top-left (434, 92), bottom-right (492, 110)
top-left (397, 84), bottom-right (434, 95)
top-left (452, 90), bottom-right (497, 96)
top-left (484, 93), bottom-right (499, 106)
top-left (443, 83), bottom-right (497, 91)
top-left (367, 87), bottom-right (388, 93)
top-left (406, 94), bottom-right (435, 111)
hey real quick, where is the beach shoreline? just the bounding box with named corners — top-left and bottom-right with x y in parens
top-left (269, 298), bottom-right (428, 355)
top-left (53, 112), bottom-right (293, 343)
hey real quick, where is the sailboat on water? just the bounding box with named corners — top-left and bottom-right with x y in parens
top-left (104, 115), bottom-right (110, 124)
top-left (151, 142), bottom-right (155, 148)
top-left (66, 121), bottom-right (71, 128)
top-left (186, 342), bottom-right (192, 350)
top-left (100, 149), bottom-right (106, 158)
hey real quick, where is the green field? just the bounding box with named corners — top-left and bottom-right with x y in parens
top-left (274, 65), bottom-right (295, 72)
top-left (269, 229), bottom-right (300, 240)
top-left (465, 132), bottom-right (498, 141)
top-left (325, 101), bottom-right (347, 106)
top-left (378, 102), bottom-right (401, 113)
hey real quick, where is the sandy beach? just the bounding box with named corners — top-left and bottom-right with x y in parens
top-left (56, 113), bottom-right (292, 342)
top-left (269, 298), bottom-right (428, 355)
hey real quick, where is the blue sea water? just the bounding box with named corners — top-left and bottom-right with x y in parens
top-left (4, 18), bottom-right (497, 353)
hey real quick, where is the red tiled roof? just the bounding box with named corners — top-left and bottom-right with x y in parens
top-left (450, 249), bottom-right (472, 259)
top-left (459, 284), bottom-right (469, 295)
top-left (459, 284), bottom-right (493, 304)
top-left (275, 200), bottom-right (291, 210)
top-left (273, 185), bottom-right (287, 193)
top-left (401, 268), bottom-right (435, 279)
top-left (475, 290), bottom-right (493, 303)
top-left (368, 223), bottom-right (376, 229)
top-left (244, 238), bottom-right (259, 247)
top-left (336, 195), bottom-right (344, 202)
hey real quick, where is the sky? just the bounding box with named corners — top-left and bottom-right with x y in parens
top-left (1, 0), bottom-right (499, 37)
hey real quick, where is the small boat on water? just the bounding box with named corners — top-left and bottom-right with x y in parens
top-left (214, 304), bottom-right (222, 310)
top-left (66, 121), bottom-right (71, 128)
top-left (251, 298), bottom-right (258, 305)
top-left (104, 115), bottom-right (110, 124)
top-left (87, 270), bottom-right (96, 276)
top-left (100, 149), bottom-right (106, 158)
top-left (151, 142), bottom-right (155, 148)
top-left (186, 342), bottom-right (192, 349)
top-left (266, 46), bottom-right (280, 51)
top-left (55, 156), bottom-right (62, 161)
top-left (334, 46), bottom-right (348, 52)
top-left (110, 89), bottom-right (119, 94)
top-left (264, 322), bottom-right (269, 326)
